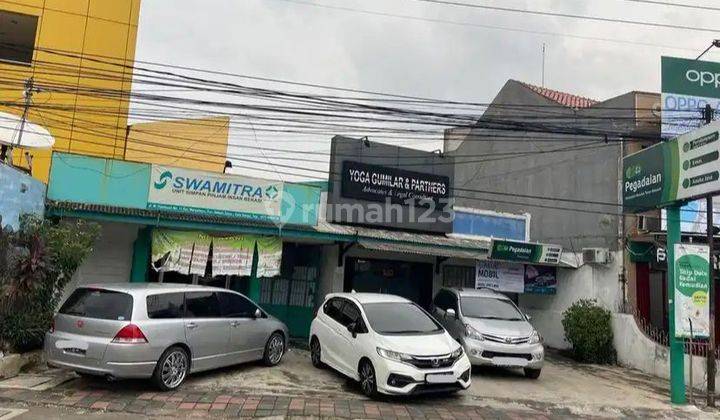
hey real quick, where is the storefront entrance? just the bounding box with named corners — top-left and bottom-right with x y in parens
top-left (344, 257), bottom-right (434, 309)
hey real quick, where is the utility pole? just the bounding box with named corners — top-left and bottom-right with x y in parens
top-left (706, 103), bottom-right (716, 407)
top-left (8, 77), bottom-right (35, 166)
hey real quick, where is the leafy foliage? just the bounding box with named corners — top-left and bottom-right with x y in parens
top-left (562, 299), bottom-right (616, 364)
top-left (0, 215), bottom-right (99, 352)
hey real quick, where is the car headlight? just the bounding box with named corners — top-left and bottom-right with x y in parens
top-left (529, 331), bottom-right (543, 344)
top-left (464, 324), bottom-right (484, 341)
top-left (451, 346), bottom-right (464, 359)
top-left (377, 347), bottom-right (414, 363)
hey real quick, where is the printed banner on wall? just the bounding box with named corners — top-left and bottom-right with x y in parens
top-left (212, 236), bottom-right (255, 277)
top-left (475, 261), bottom-right (525, 293)
top-left (674, 243), bottom-right (710, 338)
top-left (524, 265), bottom-right (557, 295)
top-left (151, 229), bottom-right (211, 275)
top-left (148, 165), bottom-right (284, 221)
top-left (255, 236), bottom-right (282, 277)
top-left (475, 261), bottom-right (557, 294)
top-left (152, 229), bottom-right (282, 278)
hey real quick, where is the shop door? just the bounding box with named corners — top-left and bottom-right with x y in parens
top-left (345, 258), bottom-right (434, 309)
top-left (259, 244), bottom-right (320, 338)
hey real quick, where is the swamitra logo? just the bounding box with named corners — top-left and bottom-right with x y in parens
top-left (154, 171), bottom-right (173, 189)
top-left (265, 185), bottom-right (279, 199)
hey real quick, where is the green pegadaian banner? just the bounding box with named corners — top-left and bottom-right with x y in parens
top-left (489, 239), bottom-right (562, 265)
top-left (623, 121), bottom-right (720, 211)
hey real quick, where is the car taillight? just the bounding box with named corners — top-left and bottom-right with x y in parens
top-left (112, 324), bottom-right (148, 344)
top-left (49, 319), bottom-right (55, 334)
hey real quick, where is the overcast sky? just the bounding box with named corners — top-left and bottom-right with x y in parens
top-left (132, 0), bottom-right (720, 180)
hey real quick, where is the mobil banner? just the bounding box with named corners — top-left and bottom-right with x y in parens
top-left (476, 260), bottom-right (524, 293)
top-left (148, 165), bottom-right (284, 221)
top-left (475, 261), bottom-right (557, 294)
top-left (674, 243), bottom-right (710, 338)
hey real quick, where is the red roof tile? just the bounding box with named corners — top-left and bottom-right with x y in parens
top-left (519, 81), bottom-right (597, 109)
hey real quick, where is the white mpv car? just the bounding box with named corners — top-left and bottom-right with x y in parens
top-left (309, 293), bottom-right (471, 397)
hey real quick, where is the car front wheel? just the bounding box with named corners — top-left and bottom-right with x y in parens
top-left (524, 368), bottom-right (541, 379)
top-left (263, 332), bottom-right (285, 366)
top-left (359, 360), bottom-right (378, 398)
top-left (310, 336), bottom-right (324, 368)
top-left (152, 346), bottom-right (189, 391)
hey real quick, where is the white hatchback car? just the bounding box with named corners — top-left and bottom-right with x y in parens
top-left (309, 293), bottom-right (471, 397)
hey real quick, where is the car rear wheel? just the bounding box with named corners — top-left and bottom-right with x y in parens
top-left (152, 346), bottom-right (189, 391)
top-left (263, 332), bottom-right (285, 366)
top-left (310, 336), bottom-right (324, 368)
top-left (359, 360), bottom-right (378, 398)
top-left (524, 368), bottom-right (541, 379)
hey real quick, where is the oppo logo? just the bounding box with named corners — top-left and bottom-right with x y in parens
top-left (686, 69), bottom-right (720, 88)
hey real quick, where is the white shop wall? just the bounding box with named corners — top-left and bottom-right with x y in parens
top-left (61, 221), bottom-right (139, 303)
top-left (518, 251), bottom-right (623, 349)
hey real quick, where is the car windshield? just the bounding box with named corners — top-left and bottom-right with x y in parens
top-left (362, 302), bottom-right (442, 335)
top-left (460, 297), bottom-right (525, 321)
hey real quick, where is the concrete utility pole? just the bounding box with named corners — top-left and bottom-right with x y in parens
top-left (8, 77), bottom-right (35, 166)
top-left (705, 104), bottom-right (716, 408)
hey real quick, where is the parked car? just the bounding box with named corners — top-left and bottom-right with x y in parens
top-left (45, 283), bottom-right (289, 391)
top-left (432, 288), bottom-right (544, 379)
top-left (309, 292), bottom-right (471, 397)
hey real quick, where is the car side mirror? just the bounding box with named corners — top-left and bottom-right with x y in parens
top-left (347, 322), bottom-right (358, 338)
top-left (525, 314), bottom-right (532, 321)
top-left (253, 308), bottom-right (262, 319)
top-left (446, 308), bottom-right (457, 319)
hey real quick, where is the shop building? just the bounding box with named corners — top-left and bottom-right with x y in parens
top-left (46, 148), bottom-right (534, 338)
top-left (46, 136), bottom-right (546, 338)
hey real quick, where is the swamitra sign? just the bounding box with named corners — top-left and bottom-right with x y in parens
top-left (489, 239), bottom-right (562, 265)
top-left (148, 165), bottom-right (284, 221)
top-left (623, 121), bottom-right (720, 211)
top-left (674, 243), bottom-right (710, 338)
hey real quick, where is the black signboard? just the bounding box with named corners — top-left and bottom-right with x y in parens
top-left (341, 161), bottom-right (450, 207)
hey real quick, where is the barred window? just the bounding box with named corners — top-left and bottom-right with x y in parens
top-left (442, 265), bottom-right (475, 288)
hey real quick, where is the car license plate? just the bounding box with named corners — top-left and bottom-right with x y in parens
top-left (493, 357), bottom-right (528, 367)
top-left (426, 373), bottom-right (456, 384)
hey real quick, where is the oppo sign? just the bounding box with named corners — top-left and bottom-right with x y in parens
top-left (686, 69), bottom-right (720, 89)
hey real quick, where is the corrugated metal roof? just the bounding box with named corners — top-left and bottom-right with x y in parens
top-left (46, 200), bottom-right (313, 231)
top-left (314, 220), bottom-right (491, 253)
top-left (48, 201), bottom-right (492, 257)
top-left (358, 239), bottom-right (487, 260)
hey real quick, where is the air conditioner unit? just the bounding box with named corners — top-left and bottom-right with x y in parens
top-left (583, 248), bottom-right (609, 264)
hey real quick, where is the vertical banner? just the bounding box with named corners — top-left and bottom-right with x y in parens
top-left (475, 261), bottom-right (524, 293)
top-left (212, 236), bottom-right (255, 277)
top-left (255, 236), bottom-right (282, 277)
top-left (151, 229), bottom-right (211, 275)
top-left (674, 243), bottom-right (710, 338)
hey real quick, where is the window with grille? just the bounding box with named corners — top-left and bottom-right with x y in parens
top-left (442, 265), bottom-right (475, 288)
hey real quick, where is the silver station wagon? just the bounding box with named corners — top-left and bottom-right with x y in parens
top-left (45, 283), bottom-right (289, 390)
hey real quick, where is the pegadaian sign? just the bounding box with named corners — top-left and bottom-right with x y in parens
top-left (623, 121), bottom-right (720, 211)
top-left (147, 165), bottom-right (284, 221)
top-left (489, 239), bottom-right (562, 265)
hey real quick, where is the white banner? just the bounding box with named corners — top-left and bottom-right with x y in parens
top-left (148, 165), bottom-right (284, 221)
top-left (475, 260), bottom-right (524, 293)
